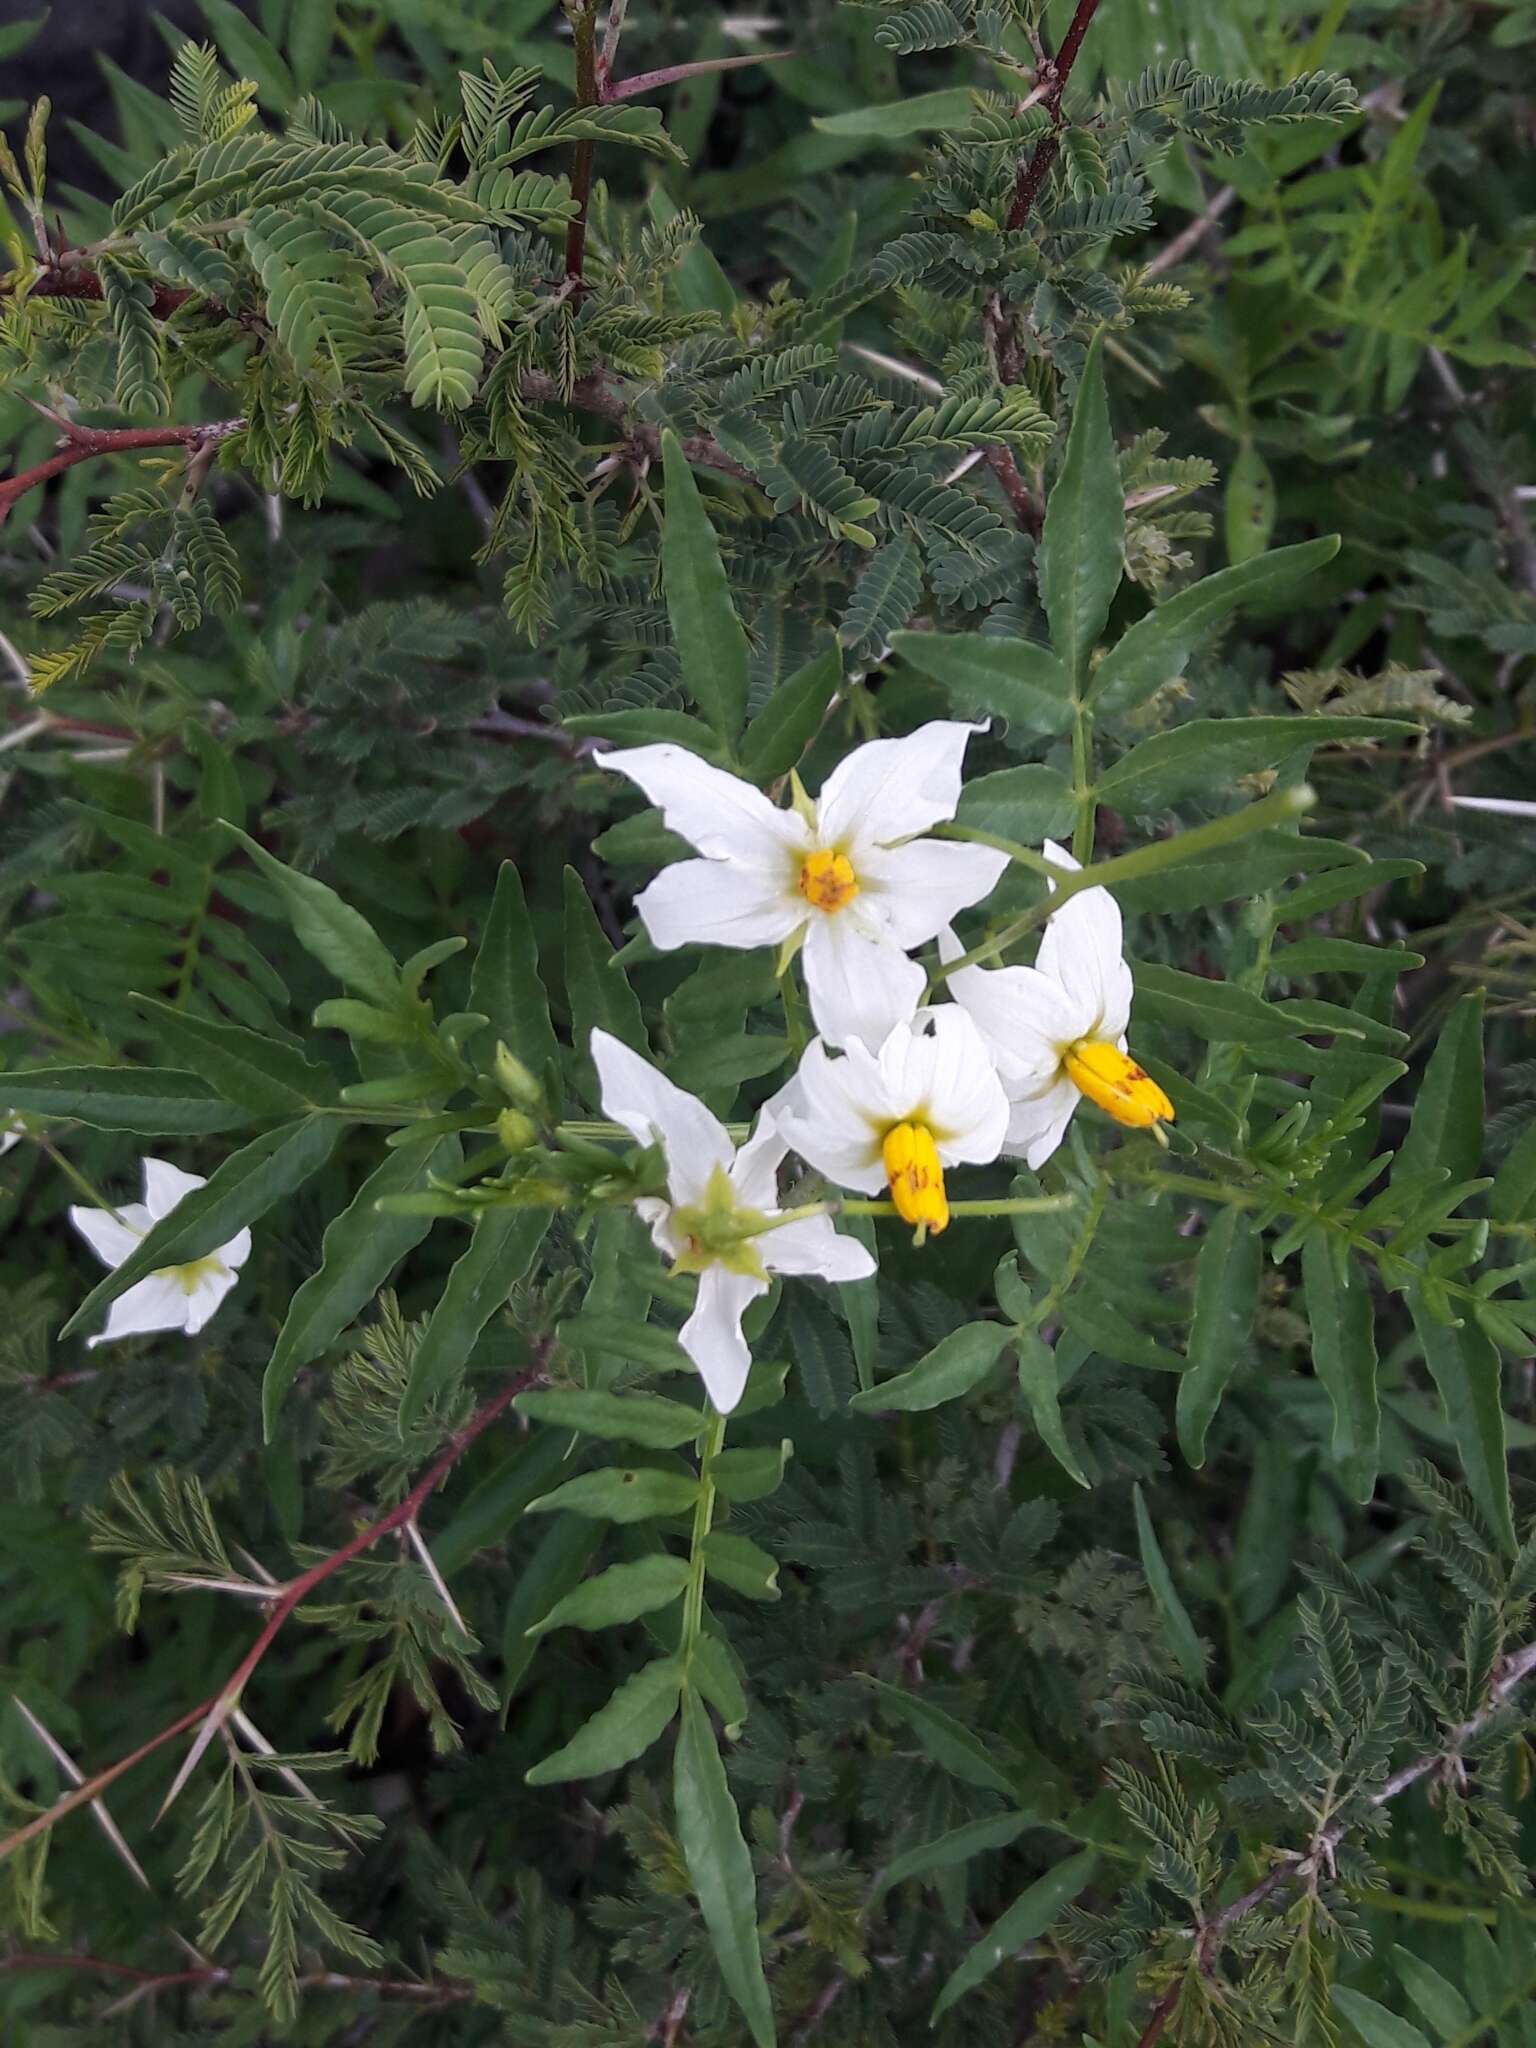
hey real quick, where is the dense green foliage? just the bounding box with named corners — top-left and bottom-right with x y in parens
top-left (1, 1), bottom-right (1534, 2042)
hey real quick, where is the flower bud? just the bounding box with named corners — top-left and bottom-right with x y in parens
top-left (497, 1108), bottom-right (539, 1154)
top-left (494, 1040), bottom-right (543, 1110)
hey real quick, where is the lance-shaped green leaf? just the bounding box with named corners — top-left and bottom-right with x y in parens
top-left (515, 1386), bottom-right (706, 1449)
top-left (872, 1811), bottom-right (1033, 1899)
top-left (1132, 1483), bottom-right (1204, 1682)
top-left (500, 1517), bottom-right (604, 1705)
top-left (528, 1554), bottom-right (692, 1637)
top-left (129, 996), bottom-right (333, 1118)
top-left (400, 1208), bottom-right (551, 1430)
top-left (889, 631), bottom-right (1073, 736)
top-left (525, 1467), bottom-right (701, 1523)
top-left (1038, 332), bottom-right (1121, 683)
top-left (1016, 1329), bottom-right (1088, 1488)
top-left (661, 427), bottom-right (751, 743)
top-left (930, 1849), bottom-right (1098, 2021)
top-left (525, 1655), bottom-right (682, 1785)
top-left (1132, 963), bottom-right (1300, 1043)
top-left (221, 824), bottom-right (400, 1008)
top-left (1091, 536), bottom-right (1341, 716)
top-left (956, 765), bottom-right (1075, 845)
top-left (1491, 1118), bottom-right (1536, 1227)
top-left (1408, 1283), bottom-right (1516, 1559)
top-left (0, 1066), bottom-right (248, 1136)
top-left (1302, 1234), bottom-right (1379, 1503)
top-left (1390, 1947), bottom-right (1471, 2037)
top-left (703, 1530), bottom-right (780, 1601)
top-left (63, 1115), bottom-right (341, 1339)
top-left (1059, 1294), bottom-right (1185, 1373)
top-left (859, 1677), bottom-right (1018, 1798)
top-left (1177, 1208), bottom-right (1261, 1468)
top-left (1392, 989), bottom-right (1484, 1189)
top-left (739, 643), bottom-right (842, 781)
top-left (469, 861), bottom-right (560, 1099)
top-left (674, 1691), bottom-right (775, 2048)
top-left (564, 868), bottom-right (648, 1103)
top-left (1096, 715), bottom-right (1416, 815)
top-left (1328, 1989), bottom-right (1433, 2048)
top-left (712, 1439), bottom-right (792, 1502)
top-left (849, 1322), bottom-right (1011, 1413)
top-left (262, 1133), bottom-right (455, 1437)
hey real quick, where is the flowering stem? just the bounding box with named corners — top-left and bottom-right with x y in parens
top-left (933, 786), bottom-right (1316, 985)
top-left (841, 1194), bottom-right (1077, 1218)
top-left (36, 1138), bottom-right (128, 1224)
top-left (934, 821), bottom-right (1055, 875)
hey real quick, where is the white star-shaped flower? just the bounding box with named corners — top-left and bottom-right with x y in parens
top-left (592, 1030), bottom-right (875, 1413)
top-left (69, 1156), bottom-right (251, 1349)
top-left (597, 723), bottom-right (1008, 1050)
top-left (942, 840), bottom-right (1173, 1169)
top-left (0, 1121), bottom-right (22, 1159)
top-left (773, 1008), bottom-right (1009, 1239)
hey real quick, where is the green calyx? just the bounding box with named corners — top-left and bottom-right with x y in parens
top-left (668, 1164), bottom-right (772, 1281)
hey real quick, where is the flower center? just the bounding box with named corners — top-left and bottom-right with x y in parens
top-left (881, 1122), bottom-right (948, 1237)
top-left (163, 1254), bottom-right (226, 1297)
top-left (668, 1165), bottom-right (771, 1280)
top-left (797, 849), bottom-right (859, 914)
top-left (1062, 1040), bottom-right (1174, 1130)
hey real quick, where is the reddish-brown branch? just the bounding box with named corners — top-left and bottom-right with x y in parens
top-left (1005, 0), bottom-right (1105, 232)
top-left (0, 1363), bottom-right (543, 1866)
top-left (605, 51), bottom-right (793, 102)
top-left (9, 267), bottom-right (195, 317)
top-left (1, 1951), bottom-right (473, 2004)
top-left (0, 417), bottom-right (245, 528)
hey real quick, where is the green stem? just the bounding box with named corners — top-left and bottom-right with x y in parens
top-left (934, 822), bottom-right (1054, 876)
top-left (38, 1139), bottom-right (127, 1223)
top-left (937, 786), bottom-right (1316, 983)
top-left (840, 1194), bottom-right (1078, 1218)
top-left (681, 1407), bottom-right (726, 1667)
top-left (1070, 695), bottom-right (1095, 865)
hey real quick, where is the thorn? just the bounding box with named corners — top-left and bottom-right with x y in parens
top-left (12, 1697), bottom-right (153, 1890)
top-left (154, 1697), bottom-right (235, 1825)
top-left (405, 1517), bottom-right (472, 1639)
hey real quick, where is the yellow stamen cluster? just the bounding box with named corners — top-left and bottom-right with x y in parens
top-left (881, 1121), bottom-right (948, 1235)
top-left (1063, 1040), bottom-right (1174, 1130)
top-left (798, 848), bottom-right (859, 914)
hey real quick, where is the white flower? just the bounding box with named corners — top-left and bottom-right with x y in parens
top-left (69, 1157), bottom-right (251, 1349)
top-left (597, 723), bottom-right (1008, 1051)
top-left (592, 1030), bottom-right (875, 1413)
top-left (942, 840), bottom-right (1173, 1170)
top-left (773, 1008), bottom-right (1009, 1238)
top-left (0, 1121), bottom-right (21, 1159)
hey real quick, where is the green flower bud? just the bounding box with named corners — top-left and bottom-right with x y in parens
top-left (497, 1108), bottom-right (539, 1154)
top-left (494, 1040), bottom-right (543, 1110)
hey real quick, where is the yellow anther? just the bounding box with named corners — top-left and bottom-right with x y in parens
top-left (797, 848), bottom-right (859, 914)
top-left (881, 1121), bottom-right (949, 1236)
top-left (1063, 1040), bottom-right (1175, 1130)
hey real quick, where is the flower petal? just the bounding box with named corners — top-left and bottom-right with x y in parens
top-left (730, 1114), bottom-right (789, 1210)
top-left (0, 1125), bottom-right (21, 1158)
top-left (774, 1038), bottom-right (889, 1193)
top-left (86, 1273), bottom-right (192, 1349)
top-left (182, 1263), bottom-right (239, 1335)
top-left (221, 1227), bottom-right (253, 1272)
top-left (1001, 1075), bottom-right (1081, 1170)
top-left (597, 743), bottom-right (806, 865)
top-left (815, 719), bottom-right (985, 851)
top-left (69, 1202), bottom-right (151, 1270)
top-left (762, 1214), bottom-right (876, 1282)
top-left (940, 928), bottom-right (1086, 1078)
top-left (801, 913), bottom-right (925, 1052)
top-left (633, 858), bottom-right (800, 955)
top-left (591, 1030), bottom-right (733, 1206)
top-left (636, 1196), bottom-right (684, 1260)
top-left (856, 836), bottom-right (1009, 948)
top-left (1036, 839), bottom-right (1133, 1039)
top-left (680, 1265), bottom-right (766, 1414)
top-left (879, 1008), bottom-right (1008, 1164)
top-left (141, 1156), bottom-right (206, 1221)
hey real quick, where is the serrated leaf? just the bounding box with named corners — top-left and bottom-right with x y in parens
top-left (525, 1467), bottom-right (700, 1523)
top-left (223, 826), bottom-right (400, 1008)
top-left (1407, 1283), bottom-right (1516, 1560)
top-left (564, 867), bottom-right (648, 1101)
top-left (529, 1554), bottom-right (692, 1636)
top-left (1097, 715), bottom-right (1416, 814)
top-left (526, 1655), bottom-right (682, 1784)
top-left (850, 1322), bottom-right (1010, 1413)
top-left (0, 1066), bottom-right (248, 1135)
top-left (516, 1386), bottom-right (705, 1449)
top-left (1392, 990), bottom-right (1483, 1188)
top-left (1302, 1235), bottom-right (1379, 1502)
top-left (129, 997), bottom-right (331, 1118)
